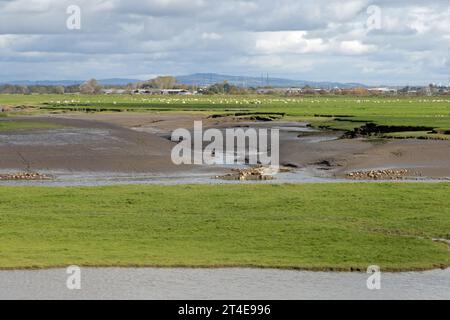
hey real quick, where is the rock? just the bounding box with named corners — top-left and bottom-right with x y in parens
top-left (0, 172), bottom-right (52, 181)
top-left (346, 168), bottom-right (414, 180)
top-left (216, 166), bottom-right (275, 181)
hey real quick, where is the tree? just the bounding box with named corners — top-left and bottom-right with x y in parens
top-left (80, 79), bottom-right (102, 94)
top-left (150, 76), bottom-right (177, 89)
top-left (54, 86), bottom-right (65, 94)
top-left (202, 81), bottom-right (248, 95)
top-left (352, 87), bottom-right (369, 95)
top-left (0, 85), bottom-right (28, 94)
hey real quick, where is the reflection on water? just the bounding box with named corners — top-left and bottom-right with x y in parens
top-left (0, 268), bottom-right (448, 300)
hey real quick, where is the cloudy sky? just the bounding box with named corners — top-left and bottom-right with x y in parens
top-left (0, 0), bottom-right (449, 85)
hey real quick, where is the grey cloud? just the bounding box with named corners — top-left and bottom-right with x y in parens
top-left (0, 0), bottom-right (449, 85)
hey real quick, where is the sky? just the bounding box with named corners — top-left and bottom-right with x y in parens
top-left (0, 0), bottom-right (449, 85)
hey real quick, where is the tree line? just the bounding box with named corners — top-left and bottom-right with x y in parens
top-left (1, 76), bottom-right (448, 96)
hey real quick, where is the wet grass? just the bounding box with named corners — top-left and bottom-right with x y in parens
top-left (0, 183), bottom-right (448, 271)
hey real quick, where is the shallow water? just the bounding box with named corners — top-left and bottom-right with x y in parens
top-left (0, 168), bottom-right (341, 186)
top-left (0, 167), bottom-right (444, 187)
top-left (0, 268), bottom-right (448, 300)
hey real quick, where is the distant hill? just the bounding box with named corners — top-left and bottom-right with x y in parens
top-left (97, 79), bottom-right (142, 86)
top-left (176, 73), bottom-right (366, 88)
top-left (2, 80), bottom-right (82, 86)
top-left (1, 74), bottom-right (367, 88)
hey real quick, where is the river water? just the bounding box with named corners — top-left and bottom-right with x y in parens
top-left (0, 168), bottom-right (345, 186)
top-left (0, 268), bottom-right (448, 300)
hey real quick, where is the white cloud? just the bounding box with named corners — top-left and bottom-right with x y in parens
top-left (201, 32), bottom-right (222, 40)
top-left (0, 35), bottom-right (15, 48)
top-left (338, 40), bottom-right (377, 55)
top-left (255, 31), bottom-right (328, 54)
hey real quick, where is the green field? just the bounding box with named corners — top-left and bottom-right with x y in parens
top-left (1, 94), bottom-right (450, 138)
top-left (1, 94), bottom-right (449, 272)
top-left (0, 183), bottom-right (448, 271)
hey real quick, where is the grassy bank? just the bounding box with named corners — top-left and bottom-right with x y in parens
top-left (0, 183), bottom-right (448, 271)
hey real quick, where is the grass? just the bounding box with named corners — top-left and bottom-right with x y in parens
top-left (0, 121), bottom-right (62, 131)
top-left (381, 131), bottom-right (450, 140)
top-left (0, 183), bottom-right (448, 271)
top-left (1, 94), bottom-right (450, 138)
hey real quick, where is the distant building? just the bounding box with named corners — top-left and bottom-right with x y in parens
top-left (368, 87), bottom-right (398, 94)
top-left (161, 89), bottom-right (191, 95)
top-left (256, 87), bottom-right (303, 95)
top-left (133, 89), bottom-right (161, 95)
top-left (132, 88), bottom-right (193, 95)
top-left (101, 89), bottom-right (127, 94)
top-left (331, 87), bottom-right (342, 94)
top-left (313, 88), bottom-right (327, 94)
top-left (437, 87), bottom-right (449, 94)
top-left (285, 88), bottom-right (303, 95)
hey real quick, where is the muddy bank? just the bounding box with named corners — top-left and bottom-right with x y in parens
top-left (333, 139), bottom-right (450, 179)
top-left (0, 116), bottom-right (214, 175)
top-left (1, 114), bottom-right (450, 182)
top-left (344, 123), bottom-right (435, 138)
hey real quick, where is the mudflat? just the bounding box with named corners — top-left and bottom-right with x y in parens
top-left (0, 113), bottom-right (449, 180)
top-left (0, 116), bottom-right (201, 174)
